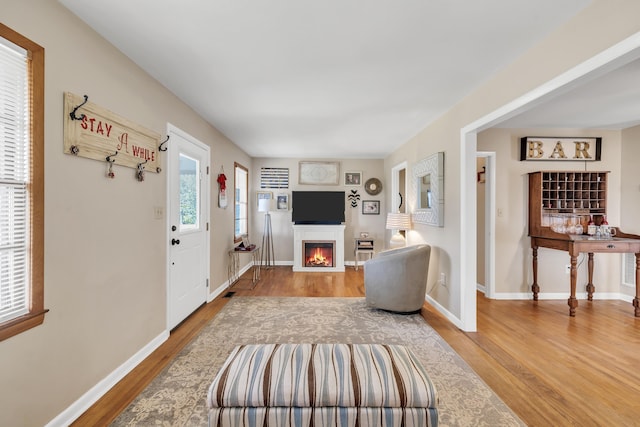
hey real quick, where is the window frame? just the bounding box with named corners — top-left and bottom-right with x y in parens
top-left (0, 24), bottom-right (46, 342)
top-left (234, 162), bottom-right (248, 243)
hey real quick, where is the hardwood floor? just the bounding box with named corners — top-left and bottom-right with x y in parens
top-left (73, 266), bottom-right (639, 426)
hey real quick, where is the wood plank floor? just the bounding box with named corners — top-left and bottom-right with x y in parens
top-left (73, 266), bottom-right (640, 426)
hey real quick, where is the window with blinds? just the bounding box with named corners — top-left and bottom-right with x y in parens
top-left (0, 24), bottom-right (46, 342)
top-left (0, 36), bottom-right (30, 324)
top-left (260, 167), bottom-right (289, 189)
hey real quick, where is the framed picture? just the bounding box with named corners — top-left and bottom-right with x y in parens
top-left (276, 193), bottom-right (289, 210)
top-left (299, 161), bottom-right (340, 185)
top-left (344, 171), bottom-right (362, 186)
top-left (362, 200), bottom-right (380, 215)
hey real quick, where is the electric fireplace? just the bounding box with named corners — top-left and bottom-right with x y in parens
top-left (292, 224), bottom-right (345, 272)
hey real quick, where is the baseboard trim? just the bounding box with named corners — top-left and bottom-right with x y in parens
top-left (425, 295), bottom-right (464, 330)
top-left (45, 330), bottom-right (169, 427)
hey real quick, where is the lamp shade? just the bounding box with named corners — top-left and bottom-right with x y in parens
top-left (386, 212), bottom-right (412, 230)
top-left (258, 198), bottom-right (270, 213)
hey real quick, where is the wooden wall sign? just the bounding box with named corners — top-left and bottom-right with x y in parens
top-left (63, 92), bottom-right (162, 173)
top-left (520, 137), bottom-right (601, 161)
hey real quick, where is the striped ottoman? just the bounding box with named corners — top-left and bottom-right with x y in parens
top-left (207, 343), bottom-right (438, 426)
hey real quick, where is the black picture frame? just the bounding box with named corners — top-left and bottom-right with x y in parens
top-left (362, 200), bottom-right (380, 215)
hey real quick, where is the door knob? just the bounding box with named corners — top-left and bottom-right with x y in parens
top-left (171, 238), bottom-right (180, 246)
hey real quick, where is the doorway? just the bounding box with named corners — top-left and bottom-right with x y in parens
top-left (476, 152), bottom-right (495, 298)
top-left (391, 161), bottom-right (409, 244)
top-left (166, 124), bottom-right (211, 330)
top-left (459, 33), bottom-right (640, 332)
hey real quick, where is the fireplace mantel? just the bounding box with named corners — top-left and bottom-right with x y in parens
top-left (293, 224), bottom-right (345, 272)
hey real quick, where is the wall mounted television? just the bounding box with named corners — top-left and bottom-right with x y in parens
top-left (292, 191), bottom-right (345, 224)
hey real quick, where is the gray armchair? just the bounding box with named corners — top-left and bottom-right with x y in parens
top-left (364, 244), bottom-right (431, 313)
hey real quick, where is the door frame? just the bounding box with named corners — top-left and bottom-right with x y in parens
top-left (165, 123), bottom-right (211, 331)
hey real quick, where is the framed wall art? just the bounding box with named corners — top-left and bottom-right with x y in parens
top-left (344, 171), bottom-right (362, 186)
top-left (362, 200), bottom-right (380, 215)
top-left (298, 161), bottom-right (340, 185)
top-left (276, 193), bottom-right (289, 210)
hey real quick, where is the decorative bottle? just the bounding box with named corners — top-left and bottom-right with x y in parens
top-left (587, 215), bottom-right (596, 236)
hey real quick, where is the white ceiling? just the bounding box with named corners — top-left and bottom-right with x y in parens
top-left (59, 0), bottom-right (607, 159)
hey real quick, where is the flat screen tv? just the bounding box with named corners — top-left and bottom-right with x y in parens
top-left (292, 191), bottom-right (345, 224)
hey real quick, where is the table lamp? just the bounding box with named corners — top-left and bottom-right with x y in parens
top-left (386, 212), bottom-right (412, 249)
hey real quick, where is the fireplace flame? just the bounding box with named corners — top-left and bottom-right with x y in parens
top-left (306, 247), bottom-right (333, 267)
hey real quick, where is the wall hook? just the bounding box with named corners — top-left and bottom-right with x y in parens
top-left (106, 151), bottom-right (118, 163)
top-left (158, 135), bottom-right (169, 152)
top-left (69, 95), bottom-right (89, 121)
top-left (136, 160), bottom-right (148, 182)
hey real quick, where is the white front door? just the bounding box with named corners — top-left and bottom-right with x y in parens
top-left (167, 125), bottom-right (210, 330)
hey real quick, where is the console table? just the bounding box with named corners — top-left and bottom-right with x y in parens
top-left (228, 246), bottom-right (261, 290)
top-left (530, 231), bottom-right (640, 317)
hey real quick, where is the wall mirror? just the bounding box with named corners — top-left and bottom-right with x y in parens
top-left (412, 152), bottom-right (444, 226)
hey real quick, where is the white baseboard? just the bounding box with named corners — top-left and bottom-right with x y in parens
top-left (424, 295), bottom-right (464, 330)
top-left (45, 330), bottom-right (169, 427)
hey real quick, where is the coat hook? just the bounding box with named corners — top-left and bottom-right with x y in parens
top-left (136, 160), bottom-right (148, 182)
top-left (106, 151), bottom-right (118, 163)
top-left (158, 135), bottom-right (169, 152)
top-left (70, 95), bottom-right (89, 121)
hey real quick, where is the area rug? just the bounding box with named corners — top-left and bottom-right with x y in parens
top-left (111, 297), bottom-right (525, 426)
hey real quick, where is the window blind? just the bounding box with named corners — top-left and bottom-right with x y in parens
top-left (0, 37), bottom-right (30, 323)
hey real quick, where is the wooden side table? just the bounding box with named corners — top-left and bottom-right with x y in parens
top-left (354, 238), bottom-right (374, 271)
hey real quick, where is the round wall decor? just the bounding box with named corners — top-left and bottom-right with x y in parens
top-left (364, 178), bottom-right (382, 195)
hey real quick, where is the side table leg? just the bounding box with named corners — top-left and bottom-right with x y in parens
top-left (634, 253), bottom-right (640, 317)
top-left (568, 254), bottom-right (578, 316)
top-left (531, 246), bottom-right (539, 300)
top-left (586, 252), bottom-right (595, 301)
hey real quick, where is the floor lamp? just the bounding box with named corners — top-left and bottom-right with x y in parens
top-left (386, 212), bottom-right (412, 249)
top-left (259, 198), bottom-right (275, 268)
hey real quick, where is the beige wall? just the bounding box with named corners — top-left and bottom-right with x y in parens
top-left (251, 158), bottom-right (386, 261)
top-left (383, 0), bottom-right (640, 320)
top-left (0, 1), bottom-right (250, 425)
top-left (478, 128), bottom-right (624, 296)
